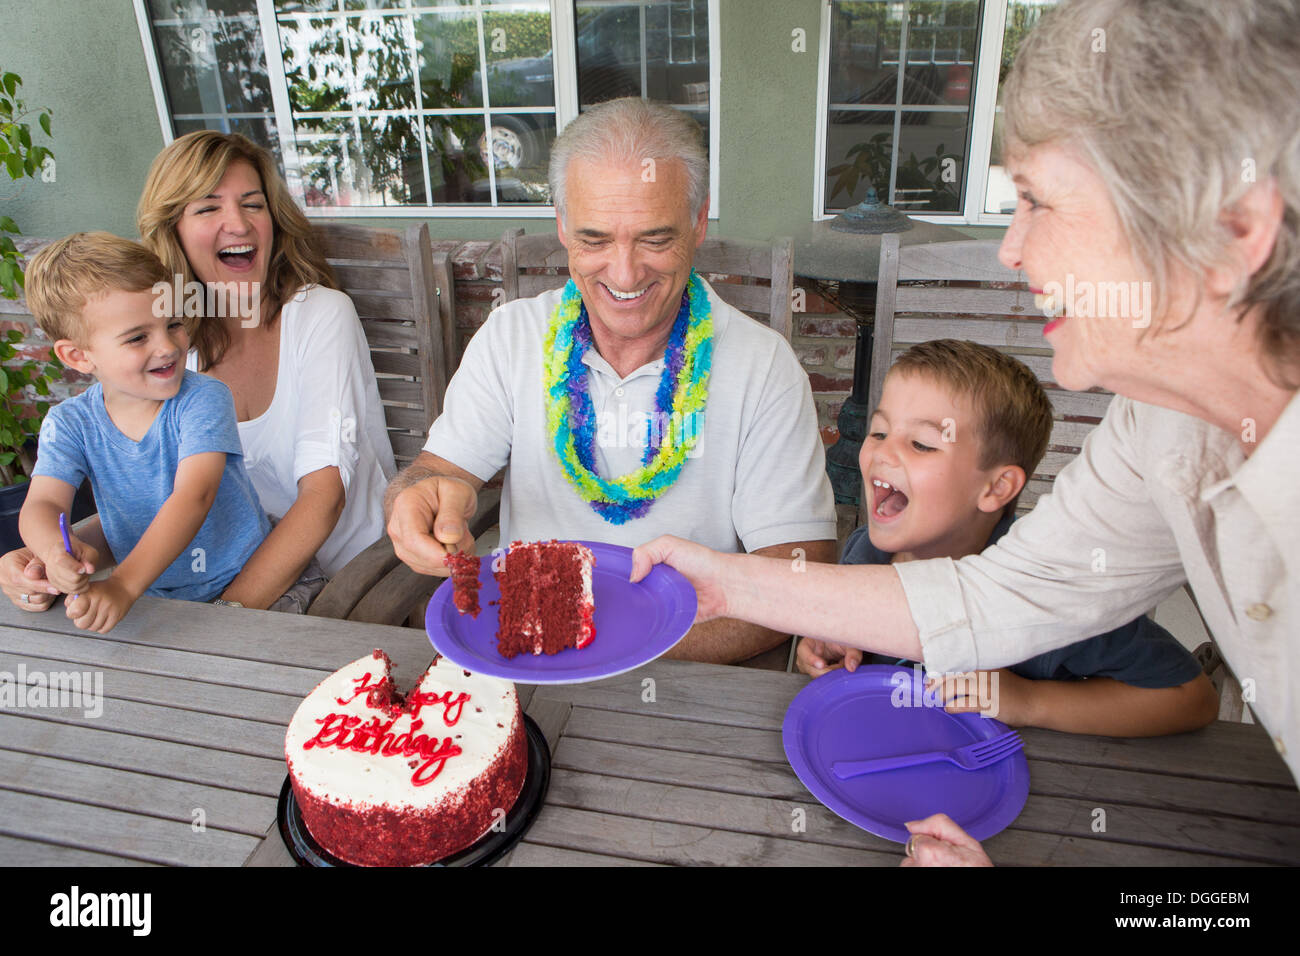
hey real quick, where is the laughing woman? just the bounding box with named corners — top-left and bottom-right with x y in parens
top-left (632, 0), bottom-right (1300, 863)
top-left (2, 132), bottom-right (396, 611)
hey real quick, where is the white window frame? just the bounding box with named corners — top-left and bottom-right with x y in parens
top-left (813, 0), bottom-right (1013, 227)
top-left (133, 0), bottom-right (720, 220)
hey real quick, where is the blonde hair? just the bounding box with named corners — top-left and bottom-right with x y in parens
top-left (889, 340), bottom-right (1054, 515)
top-left (25, 232), bottom-right (169, 343)
top-left (136, 131), bottom-right (338, 369)
top-left (1003, 0), bottom-right (1300, 386)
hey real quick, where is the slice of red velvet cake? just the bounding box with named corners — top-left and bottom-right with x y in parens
top-left (493, 540), bottom-right (596, 658)
top-left (445, 550), bottom-right (483, 617)
top-left (284, 650), bottom-right (526, 866)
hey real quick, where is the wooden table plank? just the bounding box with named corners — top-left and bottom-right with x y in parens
top-left (6, 695), bottom-right (286, 759)
top-left (540, 662), bottom-right (1294, 787)
top-left (0, 627), bottom-right (329, 696)
top-left (563, 706), bottom-right (788, 763)
top-left (1010, 793), bottom-right (1298, 864)
top-left (526, 697), bottom-right (571, 755)
top-left (546, 767), bottom-right (895, 850)
top-left (980, 828), bottom-right (1263, 867)
top-left (245, 822), bottom-right (296, 868)
top-left (0, 834), bottom-right (160, 866)
top-left (6, 596), bottom-right (1296, 868)
top-left (555, 736), bottom-right (809, 800)
top-left (1024, 758), bottom-right (1300, 825)
top-left (507, 843), bottom-right (666, 867)
top-left (553, 726), bottom-right (1300, 864)
top-left (0, 650), bottom-right (305, 723)
top-left (545, 768), bottom-right (1261, 866)
top-left (0, 788), bottom-right (261, 866)
top-left (530, 659), bottom-right (802, 730)
top-left (1, 712), bottom-right (285, 795)
top-left (522, 805), bottom-right (898, 866)
top-left (1021, 723), bottom-right (1296, 787)
top-left (0, 750), bottom-right (277, 837)
top-left (561, 705), bottom-right (1300, 824)
top-left (0, 598), bottom-right (433, 678)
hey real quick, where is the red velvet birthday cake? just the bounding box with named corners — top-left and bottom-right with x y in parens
top-left (284, 650), bottom-right (526, 866)
top-left (494, 540), bottom-right (596, 658)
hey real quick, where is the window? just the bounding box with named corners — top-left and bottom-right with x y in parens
top-left (815, 0), bottom-right (1057, 224)
top-left (134, 0), bottom-right (719, 217)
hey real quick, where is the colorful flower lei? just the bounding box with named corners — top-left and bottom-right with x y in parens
top-left (543, 271), bottom-right (713, 524)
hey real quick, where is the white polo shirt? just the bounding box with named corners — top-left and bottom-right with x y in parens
top-left (424, 279), bottom-right (836, 553)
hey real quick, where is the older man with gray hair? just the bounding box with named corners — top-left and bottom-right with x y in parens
top-left (385, 97), bottom-right (835, 664)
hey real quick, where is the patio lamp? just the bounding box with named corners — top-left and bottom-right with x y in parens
top-left (830, 186), bottom-right (914, 236)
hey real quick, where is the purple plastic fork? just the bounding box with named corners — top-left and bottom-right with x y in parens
top-left (831, 730), bottom-right (1024, 778)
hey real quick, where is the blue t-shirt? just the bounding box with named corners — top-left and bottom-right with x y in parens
top-left (841, 514), bottom-right (1203, 689)
top-left (33, 371), bottom-right (271, 602)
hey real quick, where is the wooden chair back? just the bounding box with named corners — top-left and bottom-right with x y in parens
top-left (499, 228), bottom-right (796, 340)
top-left (865, 233), bottom-right (1114, 523)
top-left (312, 223), bottom-right (456, 469)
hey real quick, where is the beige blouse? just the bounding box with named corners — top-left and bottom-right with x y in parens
top-left (894, 392), bottom-right (1298, 782)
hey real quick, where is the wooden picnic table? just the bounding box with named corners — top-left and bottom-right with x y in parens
top-left (1, 596), bottom-right (1297, 866)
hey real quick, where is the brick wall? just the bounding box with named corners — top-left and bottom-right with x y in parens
top-left (2, 237), bottom-right (860, 447)
top-left (0, 312), bottom-right (93, 421)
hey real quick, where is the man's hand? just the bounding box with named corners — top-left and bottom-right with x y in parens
top-left (65, 577), bottom-right (136, 633)
top-left (900, 813), bottom-right (994, 867)
top-left (42, 535), bottom-right (98, 596)
top-left (630, 534), bottom-right (733, 622)
top-left (796, 636), bottom-right (864, 676)
top-left (387, 475), bottom-right (479, 576)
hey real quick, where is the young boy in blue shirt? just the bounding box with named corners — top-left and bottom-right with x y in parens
top-left (19, 232), bottom-right (270, 633)
top-left (798, 339), bottom-right (1220, 736)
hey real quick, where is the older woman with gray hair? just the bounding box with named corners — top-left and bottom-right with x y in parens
top-left (633, 0), bottom-right (1300, 864)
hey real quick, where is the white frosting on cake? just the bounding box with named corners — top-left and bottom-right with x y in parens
top-left (285, 653), bottom-right (520, 810)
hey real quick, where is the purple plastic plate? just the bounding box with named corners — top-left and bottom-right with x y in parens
top-left (426, 540), bottom-right (696, 684)
top-left (783, 665), bottom-right (1029, 844)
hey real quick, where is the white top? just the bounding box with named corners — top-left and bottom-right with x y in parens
top-left (187, 286), bottom-right (395, 576)
top-left (896, 391), bottom-right (1300, 781)
top-left (424, 279), bottom-right (836, 553)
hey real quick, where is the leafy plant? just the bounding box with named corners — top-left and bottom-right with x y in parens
top-left (0, 69), bottom-right (59, 485)
top-left (0, 328), bottom-right (59, 485)
top-left (1, 70), bottom-right (53, 299)
top-left (828, 136), bottom-right (961, 211)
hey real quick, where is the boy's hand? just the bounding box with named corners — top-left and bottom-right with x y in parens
top-left (42, 536), bottom-right (98, 596)
top-left (65, 577), bottom-right (137, 633)
top-left (928, 668), bottom-right (1036, 725)
top-left (796, 636), bottom-right (863, 676)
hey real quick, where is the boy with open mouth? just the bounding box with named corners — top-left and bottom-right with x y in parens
top-left (18, 232), bottom-right (270, 633)
top-left (799, 340), bottom-right (1219, 737)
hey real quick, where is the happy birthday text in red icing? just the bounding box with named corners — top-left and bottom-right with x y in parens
top-left (302, 671), bottom-right (474, 786)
